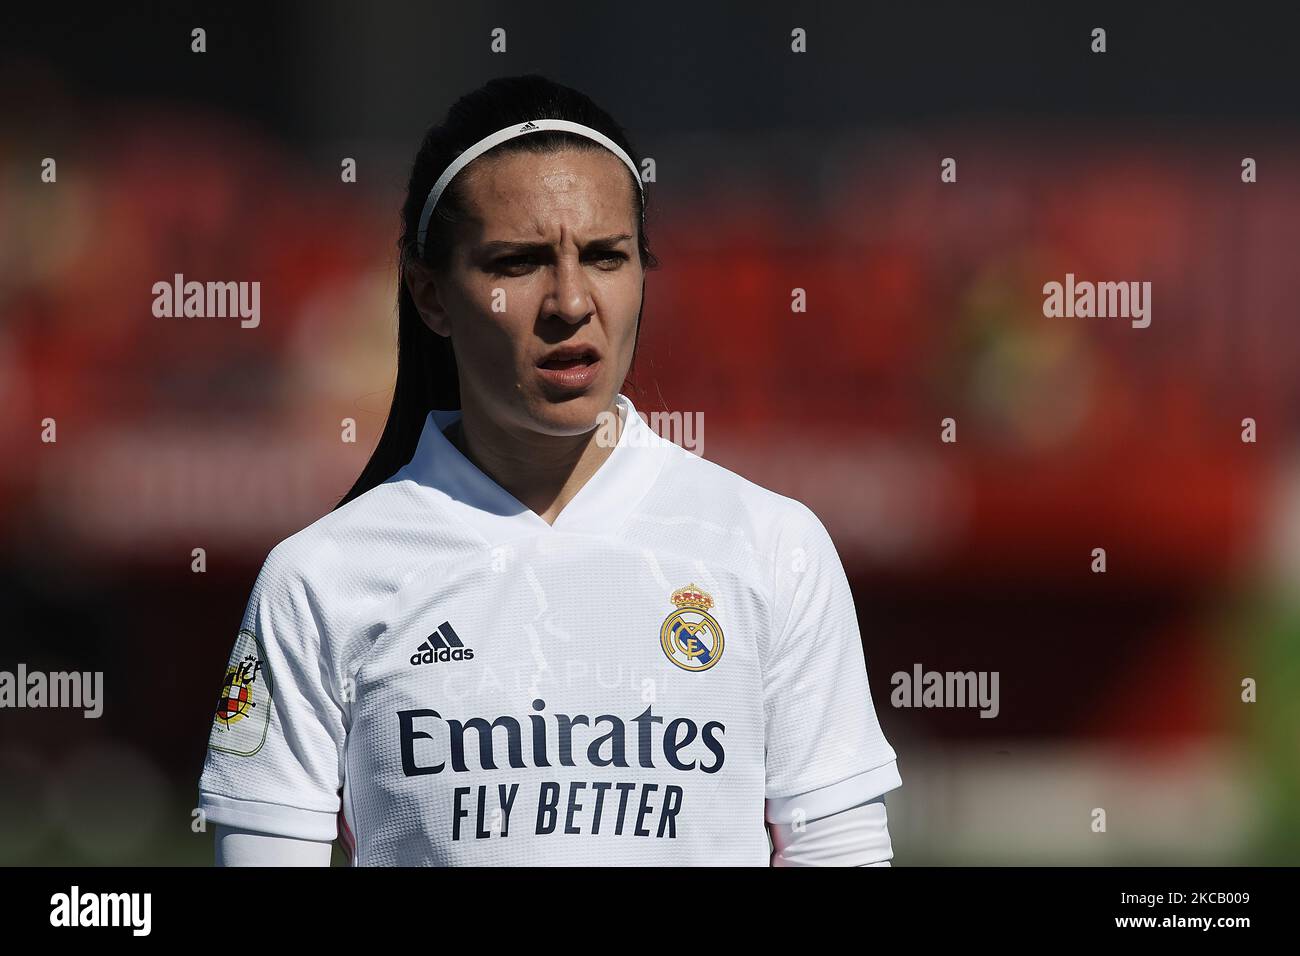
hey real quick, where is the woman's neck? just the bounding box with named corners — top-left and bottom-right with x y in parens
top-left (444, 401), bottom-right (623, 526)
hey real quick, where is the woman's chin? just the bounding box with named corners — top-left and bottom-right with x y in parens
top-left (523, 390), bottom-right (619, 436)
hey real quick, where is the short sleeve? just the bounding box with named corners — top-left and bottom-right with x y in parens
top-left (198, 544), bottom-right (345, 842)
top-left (762, 502), bottom-right (901, 825)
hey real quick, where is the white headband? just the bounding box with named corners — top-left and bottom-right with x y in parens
top-left (416, 118), bottom-right (645, 259)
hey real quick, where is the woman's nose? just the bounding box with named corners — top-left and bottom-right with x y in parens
top-left (542, 256), bottom-right (594, 324)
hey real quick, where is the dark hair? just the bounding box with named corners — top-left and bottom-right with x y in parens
top-left (335, 74), bottom-right (658, 510)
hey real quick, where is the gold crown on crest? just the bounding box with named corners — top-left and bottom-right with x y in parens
top-left (671, 584), bottom-right (714, 611)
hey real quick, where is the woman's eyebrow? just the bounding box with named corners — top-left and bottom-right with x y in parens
top-left (477, 234), bottom-right (634, 254)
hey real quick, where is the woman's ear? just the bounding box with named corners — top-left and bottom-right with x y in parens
top-left (404, 257), bottom-right (453, 338)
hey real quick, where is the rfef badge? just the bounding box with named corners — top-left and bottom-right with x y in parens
top-left (209, 627), bottom-right (274, 756)
top-left (660, 583), bottom-right (724, 672)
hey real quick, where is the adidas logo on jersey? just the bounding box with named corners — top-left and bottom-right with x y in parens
top-left (410, 621), bottom-right (474, 665)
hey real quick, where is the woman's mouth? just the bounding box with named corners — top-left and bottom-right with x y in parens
top-left (536, 346), bottom-right (601, 391)
top-left (540, 356), bottom-right (592, 370)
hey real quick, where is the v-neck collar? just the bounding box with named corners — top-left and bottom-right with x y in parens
top-left (402, 393), bottom-right (671, 548)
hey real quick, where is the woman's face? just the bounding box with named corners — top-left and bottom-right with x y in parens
top-left (409, 147), bottom-right (644, 439)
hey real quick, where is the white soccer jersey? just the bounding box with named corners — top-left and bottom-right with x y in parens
top-left (198, 393), bottom-right (901, 866)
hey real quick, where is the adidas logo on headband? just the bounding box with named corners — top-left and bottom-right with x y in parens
top-left (416, 118), bottom-right (645, 259)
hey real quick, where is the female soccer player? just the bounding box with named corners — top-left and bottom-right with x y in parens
top-left (199, 75), bottom-right (901, 866)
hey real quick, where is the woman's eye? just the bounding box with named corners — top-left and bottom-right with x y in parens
top-left (489, 251), bottom-right (627, 274)
top-left (491, 256), bottom-right (535, 274)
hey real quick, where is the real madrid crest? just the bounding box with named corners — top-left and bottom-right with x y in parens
top-left (660, 583), bottom-right (724, 672)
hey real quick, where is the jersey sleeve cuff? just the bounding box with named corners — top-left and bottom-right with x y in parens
top-left (199, 792), bottom-right (339, 842)
top-left (764, 760), bottom-right (902, 825)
